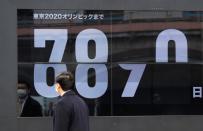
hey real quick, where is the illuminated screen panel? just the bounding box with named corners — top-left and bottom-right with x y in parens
top-left (18, 9), bottom-right (203, 116)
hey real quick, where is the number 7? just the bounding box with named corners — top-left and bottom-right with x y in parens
top-left (34, 29), bottom-right (67, 62)
top-left (119, 64), bottom-right (146, 97)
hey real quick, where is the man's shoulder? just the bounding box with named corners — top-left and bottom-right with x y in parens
top-left (27, 96), bottom-right (41, 107)
top-left (56, 98), bottom-right (66, 106)
top-left (56, 96), bottom-right (73, 107)
top-left (54, 97), bottom-right (73, 113)
top-left (58, 91), bottom-right (87, 106)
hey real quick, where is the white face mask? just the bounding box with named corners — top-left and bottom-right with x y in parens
top-left (17, 89), bottom-right (27, 99)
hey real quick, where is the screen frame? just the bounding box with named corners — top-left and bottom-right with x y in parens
top-left (1, 0), bottom-right (203, 130)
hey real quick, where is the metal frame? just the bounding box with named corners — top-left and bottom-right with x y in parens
top-left (1, 0), bottom-right (203, 130)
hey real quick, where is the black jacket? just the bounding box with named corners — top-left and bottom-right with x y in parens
top-left (21, 96), bottom-right (42, 117)
top-left (53, 90), bottom-right (89, 131)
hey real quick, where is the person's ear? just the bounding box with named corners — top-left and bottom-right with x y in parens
top-left (55, 83), bottom-right (60, 92)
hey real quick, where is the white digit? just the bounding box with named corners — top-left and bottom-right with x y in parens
top-left (75, 64), bottom-right (108, 99)
top-left (34, 64), bottom-right (67, 98)
top-left (34, 29), bottom-right (67, 62)
top-left (75, 29), bottom-right (108, 62)
top-left (120, 64), bottom-right (146, 97)
top-left (156, 29), bottom-right (188, 62)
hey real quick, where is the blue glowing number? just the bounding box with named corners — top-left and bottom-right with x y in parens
top-left (156, 29), bottom-right (188, 62)
top-left (120, 64), bottom-right (146, 97)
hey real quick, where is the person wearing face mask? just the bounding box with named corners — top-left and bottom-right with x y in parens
top-left (53, 71), bottom-right (89, 131)
top-left (17, 82), bottom-right (42, 117)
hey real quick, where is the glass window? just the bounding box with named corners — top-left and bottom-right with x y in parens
top-left (18, 9), bottom-right (203, 116)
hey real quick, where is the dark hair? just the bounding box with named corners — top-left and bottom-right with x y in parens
top-left (18, 81), bottom-right (31, 90)
top-left (55, 71), bottom-right (74, 91)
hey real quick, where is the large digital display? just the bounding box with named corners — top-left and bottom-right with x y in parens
top-left (18, 9), bottom-right (203, 116)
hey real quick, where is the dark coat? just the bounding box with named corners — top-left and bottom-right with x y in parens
top-left (20, 96), bottom-right (42, 117)
top-left (53, 90), bottom-right (89, 131)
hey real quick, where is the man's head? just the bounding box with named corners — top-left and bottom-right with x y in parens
top-left (17, 82), bottom-right (30, 99)
top-left (55, 71), bottom-right (74, 96)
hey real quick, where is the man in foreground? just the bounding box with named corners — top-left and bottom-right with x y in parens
top-left (53, 71), bottom-right (89, 131)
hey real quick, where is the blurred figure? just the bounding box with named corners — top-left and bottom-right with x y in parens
top-left (17, 82), bottom-right (42, 117)
top-left (53, 71), bottom-right (89, 131)
top-left (46, 102), bottom-right (54, 116)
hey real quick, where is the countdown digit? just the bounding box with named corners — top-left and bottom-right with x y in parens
top-left (76, 64), bottom-right (108, 98)
top-left (156, 29), bottom-right (188, 62)
top-left (34, 29), bottom-right (67, 62)
top-left (75, 29), bottom-right (108, 62)
top-left (120, 64), bottom-right (146, 97)
top-left (34, 64), bottom-right (67, 97)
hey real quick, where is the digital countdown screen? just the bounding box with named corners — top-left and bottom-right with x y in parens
top-left (18, 9), bottom-right (203, 116)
